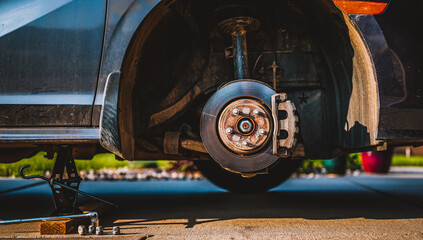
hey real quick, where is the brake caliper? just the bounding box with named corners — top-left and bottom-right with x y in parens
top-left (271, 93), bottom-right (298, 157)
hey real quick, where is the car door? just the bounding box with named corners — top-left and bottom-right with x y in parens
top-left (0, 0), bottom-right (106, 127)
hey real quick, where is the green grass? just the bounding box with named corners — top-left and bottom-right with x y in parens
top-left (391, 154), bottom-right (423, 167)
top-left (0, 152), bottom-right (54, 177)
top-left (0, 152), bottom-right (171, 177)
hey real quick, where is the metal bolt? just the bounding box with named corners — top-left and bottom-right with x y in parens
top-left (242, 141), bottom-right (248, 146)
top-left (253, 109), bottom-right (260, 115)
top-left (78, 225), bottom-right (87, 235)
top-left (88, 224), bottom-right (95, 234)
top-left (232, 108), bottom-right (240, 115)
top-left (259, 129), bottom-right (265, 135)
top-left (96, 226), bottom-right (104, 235)
top-left (226, 128), bottom-right (233, 134)
top-left (239, 119), bottom-right (253, 133)
top-left (112, 226), bottom-right (121, 235)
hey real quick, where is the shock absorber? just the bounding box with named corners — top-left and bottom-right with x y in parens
top-left (218, 16), bottom-right (260, 80)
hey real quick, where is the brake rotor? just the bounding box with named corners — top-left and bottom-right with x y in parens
top-left (200, 80), bottom-right (278, 173)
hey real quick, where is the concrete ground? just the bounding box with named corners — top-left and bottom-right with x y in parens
top-left (1, 168), bottom-right (423, 239)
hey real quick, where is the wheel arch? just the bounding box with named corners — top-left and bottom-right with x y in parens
top-left (99, 0), bottom-right (386, 160)
top-left (99, 0), bottom-right (172, 159)
top-left (333, 12), bottom-right (381, 151)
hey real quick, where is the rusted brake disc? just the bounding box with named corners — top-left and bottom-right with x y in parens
top-left (200, 80), bottom-right (279, 173)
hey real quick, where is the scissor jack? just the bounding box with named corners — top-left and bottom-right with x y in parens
top-left (19, 145), bottom-right (117, 215)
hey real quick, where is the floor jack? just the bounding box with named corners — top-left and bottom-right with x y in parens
top-left (0, 145), bottom-right (118, 235)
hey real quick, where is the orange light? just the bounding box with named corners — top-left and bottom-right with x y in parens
top-left (333, 0), bottom-right (388, 15)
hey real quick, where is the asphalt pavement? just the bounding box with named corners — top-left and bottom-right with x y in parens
top-left (1, 168), bottom-right (423, 239)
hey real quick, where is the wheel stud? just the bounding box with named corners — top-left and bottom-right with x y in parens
top-left (226, 128), bottom-right (233, 134)
top-left (233, 108), bottom-right (240, 115)
top-left (259, 129), bottom-right (265, 135)
top-left (242, 141), bottom-right (248, 146)
top-left (253, 109), bottom-right (260, 115)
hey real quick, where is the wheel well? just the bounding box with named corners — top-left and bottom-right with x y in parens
top-left (117, 0), bottom-right (379, 160)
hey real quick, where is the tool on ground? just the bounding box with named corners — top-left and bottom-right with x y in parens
top-left (96, 226), bottom-right (104, 235)
top-left (113, 226), bottom-right (121, 235)
top-left (0, 212), bottom-right (99, 226)
top-left (78, 225), bottom-right (87, 235)
top-left (88, 224), bottom-right (95, 234)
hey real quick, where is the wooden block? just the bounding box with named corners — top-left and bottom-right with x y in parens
top-left (40, 218), bottom-right (88, 235)
top-left (40, 202), bottom-right (112, 235)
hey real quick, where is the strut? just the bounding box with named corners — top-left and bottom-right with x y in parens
top-left (218, 16), bottom-right (260, 80)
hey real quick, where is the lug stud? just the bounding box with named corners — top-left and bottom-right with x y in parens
top-left (96, 226), bottom-right (104, 235)
top-left (233, 108), bottom-right (240, 115)
top-left (226, 128), bottom-right (233, 134)
top-left (259, 129), bottom-right (265, 135)
top-left (78, 225), bottom-right (87, 235)
top-left (112, 226), bottom-right (121, 235)
top-left (242, 141), bottom-right (248, 146)
top-left (88, 225), bottom-right (95, 234)
top-left (253, 109), bottom-right (260, 115)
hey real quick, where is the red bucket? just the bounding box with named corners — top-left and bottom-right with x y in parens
top-left (361, 150), bottom-right (393, 173)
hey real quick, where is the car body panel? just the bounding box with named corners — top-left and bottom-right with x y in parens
top-left (0, 0), bottom-right (106, 126)
top-left (91, 0), bottom-right (162, 126)
top-left (0, 127), bottom-right (99, 142)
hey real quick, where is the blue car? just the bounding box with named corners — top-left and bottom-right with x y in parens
top-left (0, 0), bottom-right (422, 194)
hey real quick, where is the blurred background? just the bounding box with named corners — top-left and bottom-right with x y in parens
top-left (1, 146), bottom-right (422, 182)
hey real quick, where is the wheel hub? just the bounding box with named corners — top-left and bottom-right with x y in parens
top-left (200, 80), bottom-right (279, 173)
top-left (218, 99), bottom-right (272, 154)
